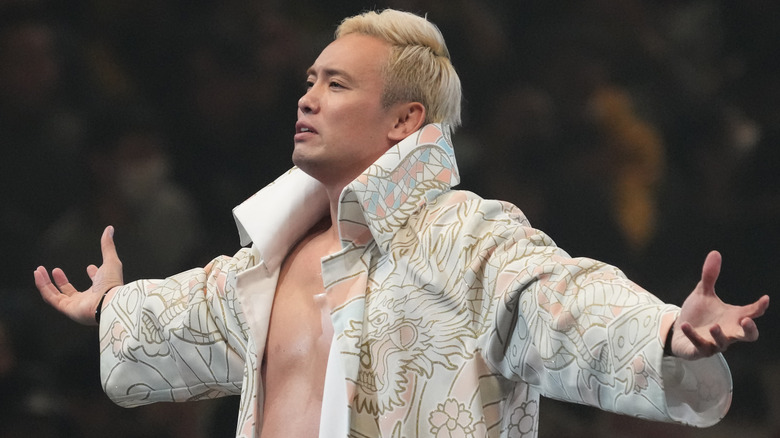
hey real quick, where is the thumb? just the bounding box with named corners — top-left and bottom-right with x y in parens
top-left (86, 264), bottom-right (98, 280)
top-left (699, 250), bottom-right (722, 294)
top-left (100, 225), bottom-right (121, 265)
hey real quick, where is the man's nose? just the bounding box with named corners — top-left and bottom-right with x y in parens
top-left (298, 87), bottom-right (318, 113)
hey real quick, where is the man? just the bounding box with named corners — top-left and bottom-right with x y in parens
top-left (34, 9), bottom-right (769, 438)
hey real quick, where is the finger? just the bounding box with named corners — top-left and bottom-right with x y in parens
top-left (739, 318), bottom-right (759, 342)
top-left (34, 266), bottom-right (62, 304)
top-left (86, 264), bottom-right (98, 280)
top-left (699, 250), bottom-right (722, 295)
top-left (709, 324), bottom-right (730, 350)
top-left (51, 268), bottom-right (79, 296)
top-left (680, 322), bottom-right (717, 355)
top-left (100, 225), bottom-right (121, 265)
top-left (742, 294), bottom-right (770, 319)
top-left (33, 266), bottom-right (52, 290)
top-left (680, 322), bottom-right (707, 347)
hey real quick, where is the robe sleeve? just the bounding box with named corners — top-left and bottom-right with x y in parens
top-left (460, 199), bottom-right (732, 427)
top-left (98, 247), bottom-right (257, 407)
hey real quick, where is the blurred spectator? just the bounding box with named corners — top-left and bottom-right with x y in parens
top-left (0, 315), bottom-right (80, 437)
top-left (0, 3), bottom-right (97, 290)
top-left (173, 8), bottom-right (309, 256)
top-left (34, 99), bottom-right (217, 437)
top-left (586, 84), bottom-right (665, 253)
top-left (39, 101), bottom-right (205, 289)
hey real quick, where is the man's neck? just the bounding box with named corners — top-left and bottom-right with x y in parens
top-left (311, 213), bottom-right (340, 249)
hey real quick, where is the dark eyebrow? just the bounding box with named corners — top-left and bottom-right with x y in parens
top-left (306, 67), bottom-right (355, 83)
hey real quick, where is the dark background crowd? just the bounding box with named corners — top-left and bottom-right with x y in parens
top-left (1, 0), bottom-right (778, 436)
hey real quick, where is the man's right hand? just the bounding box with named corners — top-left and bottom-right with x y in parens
top-left (34, 225), bottom-right (125, 326)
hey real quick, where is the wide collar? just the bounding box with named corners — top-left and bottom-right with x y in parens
top-left (232, 123), bottom-right (460, 272)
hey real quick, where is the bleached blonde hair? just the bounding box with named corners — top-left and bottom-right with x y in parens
top-left (336, 9), bottom-right (462, 135)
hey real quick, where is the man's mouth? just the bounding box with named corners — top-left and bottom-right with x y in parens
top-left (296, 121), bottom-right (317, 135)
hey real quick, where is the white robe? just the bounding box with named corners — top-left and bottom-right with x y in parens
top-left (99, 124), bottom-right (731, 437)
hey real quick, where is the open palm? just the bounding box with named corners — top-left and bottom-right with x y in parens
top-left (671, 251), bottom-right (769, 360)
top-left (33, 226), bottom-right (124, 326)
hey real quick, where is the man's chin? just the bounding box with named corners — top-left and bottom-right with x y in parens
top-left (292, 155), bottom-right (328, 178)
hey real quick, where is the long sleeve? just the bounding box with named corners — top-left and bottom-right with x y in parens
top-left (98, 247), bottom-right (257, 407)
top-left (408, 193), bottom-right (731, 427)
top-left (471, 199), bottom-right (732, 426)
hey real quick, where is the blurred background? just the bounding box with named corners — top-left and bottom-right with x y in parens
top-left (1, 0), bottom-right (778, 436)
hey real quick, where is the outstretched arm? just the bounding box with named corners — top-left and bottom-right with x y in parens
top-left (669, 250), bottom-right (770, 360)
top-left (34, 225), bottom-right (125, 326)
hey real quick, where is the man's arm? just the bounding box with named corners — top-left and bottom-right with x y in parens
top-left (34, 225), bottom-right (124, 326)
top-left (34, 225), bottom-right (257, 407)
top-left (460, 198), bottom-right (769, 426)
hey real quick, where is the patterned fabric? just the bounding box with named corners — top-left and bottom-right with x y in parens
top-left (99, 124), bottom-right (732, 438)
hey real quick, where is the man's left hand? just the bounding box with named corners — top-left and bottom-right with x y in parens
top-left (670, 250), bottom-right (770, 360)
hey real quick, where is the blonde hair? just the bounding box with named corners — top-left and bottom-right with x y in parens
top-left (336, 9), bottom-right (462, 135)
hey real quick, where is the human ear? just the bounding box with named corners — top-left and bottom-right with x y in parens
top-left (388, 102), bottom-right (426, 142)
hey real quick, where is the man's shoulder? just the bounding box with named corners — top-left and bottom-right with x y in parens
top-left (420, 189), bottom-right (531, 226)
